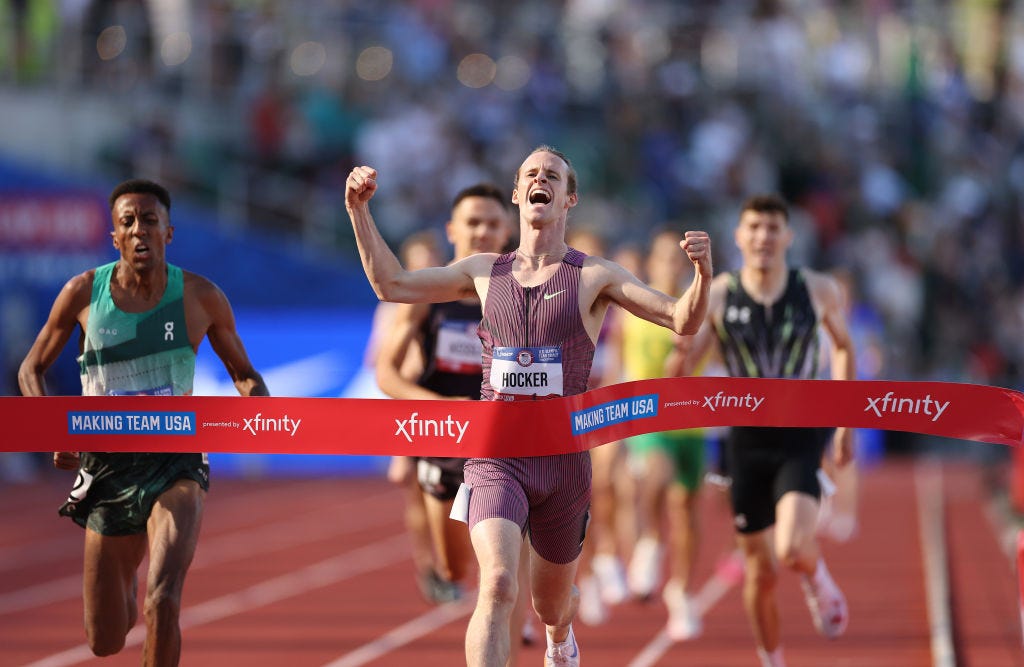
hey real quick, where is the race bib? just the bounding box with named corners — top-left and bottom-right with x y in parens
top-left (435, 320), bottom-right (483, 374)
top-left (490, 346), bottom-right (563, 399)
top-left (109, 385), bottom-right (174, 396)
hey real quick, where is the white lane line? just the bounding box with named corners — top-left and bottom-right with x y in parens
top-left (0, 476), bottom-right (322, 572)
top-left (19, 534), bottom-right (410, 667)
top-left (320, 596), bottom-right (476, 667)
top-left (915, 459), bottom-right (956, 667)
top-left (627, 549), bottom-right (745, 667)
top-left (628, 630), bottom-right (674, 667)
top-left (0, 489), bottom-right (399, 616)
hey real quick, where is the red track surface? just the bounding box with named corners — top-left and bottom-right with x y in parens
top-left (1, 458), bottom-right (1021, 666)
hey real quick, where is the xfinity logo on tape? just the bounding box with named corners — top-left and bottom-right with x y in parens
top-left (865, 392), bottom-right (949, 422)
top-left (572, 394), bottom-right (658, 435)
top-left (702, 392), bottom-right (765, 412)
top-left (395, 412), bottom-right (469, 443)
top-left (68, 411), bottom-right (196, 435)
top-left (242, 413), bottom-right (302, 437)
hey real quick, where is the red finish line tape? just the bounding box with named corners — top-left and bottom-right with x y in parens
top-left (3, 377), bottom-right (1022, 457)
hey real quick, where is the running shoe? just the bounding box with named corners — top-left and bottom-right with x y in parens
top-left (544, 625), bottom-right (580, 667)
top-left (662, 579), bottom-right (702, 641)
top-left (627, 536), bottom-right (662, 599)
top-left (521, 616), bottom-right (538, 646)
top-left (757, 646), bottom-right (787, 667)
top-left (592, 553), bottom-right (628, 605)
top-left (801, 573), bottom-right (848, 639)
top-left (577, 574), bottom-right (608, 625)
top-left (416, 569), bottom-right (462, 605)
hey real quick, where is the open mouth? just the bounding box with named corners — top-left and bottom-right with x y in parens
top-left (528, 190), bottom-right (551, 205)
top-left (135, 243), bottom-right (150, 256)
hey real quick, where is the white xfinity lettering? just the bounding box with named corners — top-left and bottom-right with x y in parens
top-left (702, 392), bottom-right (765, 412)
top-left (394, 412), bottom-right (470, 444)
top-left (864, 392), bottom-right (949, 422)
top-left (242, 413), bottom-right (302, 436)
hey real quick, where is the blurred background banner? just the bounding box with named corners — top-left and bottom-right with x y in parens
top-left (1, 0), bottom-right (1022, 480)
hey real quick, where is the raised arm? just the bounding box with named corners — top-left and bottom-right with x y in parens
top-left (671, 274), bottom-right (727, 376)
top-left (345, 166), bottom-right (484, 304)
top-left (598, 231), bottom-right (713, 335)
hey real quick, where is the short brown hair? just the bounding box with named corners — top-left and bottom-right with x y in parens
top-left (452, 182), bottom-right (508, 211)
top-left (739, 194), bottom-right (788, 221)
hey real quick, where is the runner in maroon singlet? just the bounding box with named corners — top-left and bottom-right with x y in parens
top-left (345, 146), bottom-right (713, 667)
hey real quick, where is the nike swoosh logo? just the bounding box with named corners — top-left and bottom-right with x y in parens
top-left (543, 290), bottom-right (565, 300)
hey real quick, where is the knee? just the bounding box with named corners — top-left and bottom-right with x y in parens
top-left (533, 583), bottom-right (577, 626)
top-left (776, 540), bottom-right (815, 572)
top-left (477, 566), bottom-right (519, 611)
top-left (745, 561), bottom-right (777, 594)
top-left (143, 583), bottom-right (182, 624)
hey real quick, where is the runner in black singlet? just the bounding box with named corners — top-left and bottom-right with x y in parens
top-left (683, 194), bottom-right (856, 667)
top-left (376, 184), bottom-right (512, 605)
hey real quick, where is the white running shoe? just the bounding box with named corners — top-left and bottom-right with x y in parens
top-left (662, 579), bottom-right (702, 641)
top-left (592, 553), bottom-right (628, 605)
top-left (757, 645), bottom-right (787, 667)
top-left (627, 536), bottom-right (662, 599)
top-left (577, 575), bottom-right (608, 625)
top-left (544, 625), bottom-right (580, 667)
top-left (801, 571), bottom-right (848, 639)
top-left (521, 616), bottom-right (538, 646)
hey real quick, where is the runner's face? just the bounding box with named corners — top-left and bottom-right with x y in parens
top-left (735, 209), bottom-right (791, 271)
top-left (111, 193), bottom-right (173, 271)
top-left (447, 196), bottom-right (511, 259)
top-left (512, 151), bottom-right (577, 223)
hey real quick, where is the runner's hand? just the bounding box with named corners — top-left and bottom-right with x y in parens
top-left (53, 451), bottom-right (80, 470)
top-left (681, 231), bottom-right (713, 279)
top-left (346, 166), bottom-right (378, 209)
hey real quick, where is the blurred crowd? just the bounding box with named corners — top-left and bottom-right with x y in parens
top-left (1, 0), bottom-right (1023, 392)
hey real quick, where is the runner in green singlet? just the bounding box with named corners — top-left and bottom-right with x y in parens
top-left (621, 229), bottom-right (707, 641)
top-left (19, 179), bottom-right (268, 666)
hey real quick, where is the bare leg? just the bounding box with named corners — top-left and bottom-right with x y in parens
top-left (506, 538), bottom-right (532, 666)
top-left (82, 529), bottom-right (147, 656)
top-left (665, 482), bottom-right (699, 591)
top-left (530, 548), bottom-right (581, 643)
top-left (736, 530), bottom-right (779, 652)
top-left (466, 518), bottom-right (523, 667)
top-left (141, 479), bottom-right (205, 667)
top-left (389, 457), bottom-right (437, 581)
top-left (424, 493), bottom-right (475, 585)
top-left (774, 492), bottom-right (820, 575)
